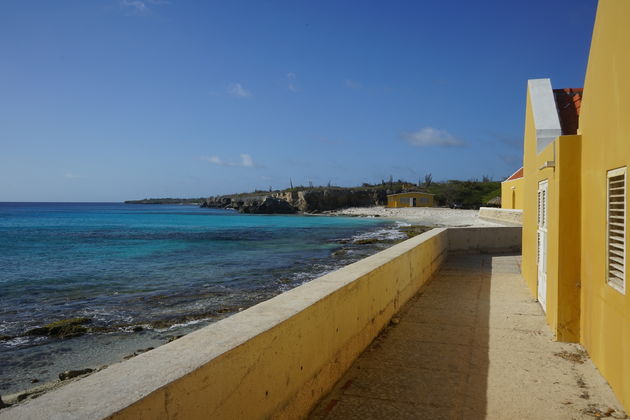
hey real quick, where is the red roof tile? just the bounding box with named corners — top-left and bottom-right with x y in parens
top-left (505, 167), bottom-right (523, 181)
top-left (553, 88), bottom-right (583, 135)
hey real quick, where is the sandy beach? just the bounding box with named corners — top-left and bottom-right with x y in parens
top-left (326, 206), bottom-right (503, 227)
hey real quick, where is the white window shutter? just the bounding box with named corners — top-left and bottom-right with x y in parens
top-left (607, 167), bottom-right (626, 293)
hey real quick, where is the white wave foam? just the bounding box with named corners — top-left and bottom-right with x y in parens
top-left (0, 336), bottom-right (46, 349)
top-left (351, 226), bottom-right (406, 242)
top-left (161, 318), bottom-right (208, 331)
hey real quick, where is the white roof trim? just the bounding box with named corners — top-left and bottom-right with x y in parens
top-left (528, 79), bottom-right (562, 154)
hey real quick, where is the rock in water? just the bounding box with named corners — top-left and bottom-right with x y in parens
top-left (26, 318), bottom-right (91, 339)
top-left (354, 238), bottom-right (379, 245)
top-left (59, 368), bottom-right (94, 381)
top-left (332, 249), bottom-right (348, 257)
top-left (201, 196), bottom-right (232, 208)
top-left (255, 196), bottom-right (296, 214)
top-left (0, 395), bottom-right (8, 409)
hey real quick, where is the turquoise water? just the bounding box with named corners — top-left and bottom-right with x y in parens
top-left (0, 202), bottom-right (398, 393)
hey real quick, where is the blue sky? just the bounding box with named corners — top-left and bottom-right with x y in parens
top-left (1, 0), bottom-right (597, 201)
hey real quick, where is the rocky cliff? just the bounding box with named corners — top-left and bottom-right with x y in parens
top-left (201, 189), bottom-right (389, 214)
top-left (273, 189), bottom-right (387, 212)
top-left (201, 195), bottom-right (297, 214)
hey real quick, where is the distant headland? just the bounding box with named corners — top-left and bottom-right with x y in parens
top-left (125, 178), bottom-right (502, 214)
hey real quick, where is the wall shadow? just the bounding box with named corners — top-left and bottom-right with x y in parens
top-left (309, 252), bottom-right (508, 419)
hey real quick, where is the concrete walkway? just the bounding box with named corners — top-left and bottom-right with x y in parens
top-left (310, 254), bottom-right (626, 420)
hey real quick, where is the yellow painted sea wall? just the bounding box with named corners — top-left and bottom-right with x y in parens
top-left (1, 229), bottom-right (449, 420)
top-left (578, 0), bottom-right (630, 408)
top-left (501, 177), bottom-right (524, 209)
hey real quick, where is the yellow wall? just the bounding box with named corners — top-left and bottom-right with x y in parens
top-left (387, 193), bottom-right (434, 208)
top-left (521, 91), bottom-right (540, 299)
top-left (578, 0), bottom-right (630, 408)
top-left (554, 136), bottom-right (582, 342)
top-left (501, 177), bottom-right (524, 209)
top-left (520, 0), bottom-right (630, 407)
top-left (535, 137), bottom-right (582, 342)
top-left (520, 97), bottom-right (582, 342)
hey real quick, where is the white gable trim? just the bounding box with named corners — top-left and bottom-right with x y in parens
top-left (528, 79), bottom-right (562, 154)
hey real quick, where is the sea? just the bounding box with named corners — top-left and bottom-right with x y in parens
top-left (0, 202), bottom-right (404, 395)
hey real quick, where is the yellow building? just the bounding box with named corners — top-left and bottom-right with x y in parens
top-left (501, 167), bottom-right (524, 209)
top-left (518, 0), bottom-right (630, 409)
top-left (386, 192), bottom-right (434, 208)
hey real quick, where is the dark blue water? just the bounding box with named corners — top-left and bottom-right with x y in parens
top-left (0, 203), bottom-right (400, 394)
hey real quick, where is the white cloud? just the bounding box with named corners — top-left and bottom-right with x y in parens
top-left (345, 79), bottom-right (362, 89)
top-left (239, 153), bottom-right (254, 167)
top-left (227, 83), bottom-right (251, 98)
top-left (119, 0), bottom-right (167, 15)
top-left (287, 73), bottom-right (298, 93)
top-left (64, 172), bottom-right (84, 179)
top-left (202, 153), bottom-right (258, 168)
top-left (203, 156), bottom-right (224, 165)
top-left (401, 127), bottom-right (466, 147)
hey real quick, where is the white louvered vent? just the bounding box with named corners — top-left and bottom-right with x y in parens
top-left (537, 185), bottom-right (547, 267)
top-left (607, 167), bottom-right (626, 293)
top-left (537, 189), bottom-right (542, 265)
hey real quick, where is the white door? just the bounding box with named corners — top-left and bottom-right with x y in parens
top-left (537, 180), bottom-right (548, 312)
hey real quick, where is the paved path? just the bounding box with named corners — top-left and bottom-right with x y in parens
top-left (310, 254), bottom-right (626, 420)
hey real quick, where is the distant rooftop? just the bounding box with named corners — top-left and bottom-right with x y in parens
top-left (387, 192), bottom-right (434, 197)
top-left (553, 88), bottom-right (583, 135)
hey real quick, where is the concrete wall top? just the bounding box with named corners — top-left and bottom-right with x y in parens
top-left (479, 208), bottom-right (523, 226)
top-left (528, 78), bottom-right (562, 154)
top-left (479, 207), bottom-right (523, 215)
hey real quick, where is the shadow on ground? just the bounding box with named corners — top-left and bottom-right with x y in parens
top-left (309, 253), bottom-right (625, 420)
